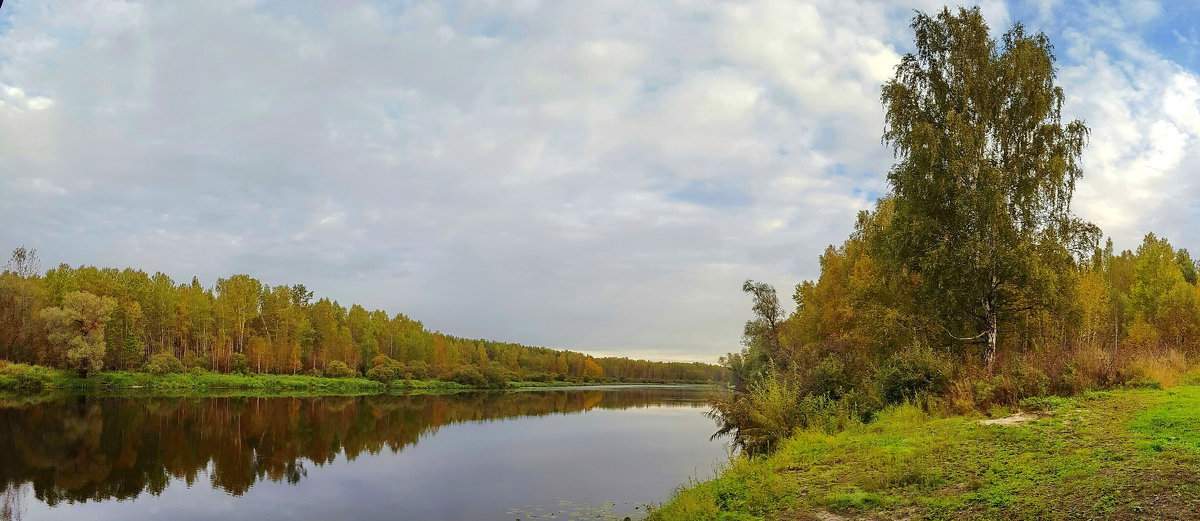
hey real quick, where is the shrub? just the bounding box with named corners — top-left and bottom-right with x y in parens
top-left (877, 345), bottom-right (952, 404)
top-left (323, 360), bottom-right (356, 379)
top-left (306, 367), bottom-right (322, 377)
top-left (1009, 358), bottom-right (1050, 398)
top-left (708, 374), bottom-right (860, 455)
top-left (524, 372), bottom-right (554, 382)
top-left (364, 362), bottom-right (403, 381)
top-left (405, 361), bottom-right (431, 380)
top-left (182, 351), bottom-right (210, 370)
top-left (365, 364), bottom-right (398, 383)
top-left (481, 363), bottom-right (516, 388)
top-left (0, 363), bottom-right (55, 392)
top-left (231, 353), bottom-right (250, 375)
top-left (365, 355), bottom-right (405, 383)
top-left (448, 365), bottom-right (487, 387)
top-left (807, 355), bottom-right (850, 398)
top-left (975, 374), bottom-right (1018, 409)
top-left (144, 353), bottom-right (185, 375)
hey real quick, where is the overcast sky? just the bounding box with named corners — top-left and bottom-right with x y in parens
top-left (2, 0), bottom-right (1199, 363)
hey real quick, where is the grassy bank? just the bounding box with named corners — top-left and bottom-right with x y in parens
top-left (0, 363), bottom-right (707, 396)
top-left (651, 385), bottom-right (1200, 521)
top-left (0, 365), bottom-right (389, 393)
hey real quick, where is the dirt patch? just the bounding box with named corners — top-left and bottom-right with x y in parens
top-left (979, 412), bottom-right (1043, 426)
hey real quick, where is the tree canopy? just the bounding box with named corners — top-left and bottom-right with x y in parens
top-left (880, 6), bottom-right (1098, 371)
top-left (0, 261), bottom-right (726, 384)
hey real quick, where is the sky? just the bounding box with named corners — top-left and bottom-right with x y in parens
top-left (2, 0), bottom-right (1200, 363)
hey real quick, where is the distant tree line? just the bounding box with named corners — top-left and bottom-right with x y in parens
top-left (0, 250), bottom-right (725, 384)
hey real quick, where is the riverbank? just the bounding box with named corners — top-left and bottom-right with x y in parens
top-left (0, 363), bottom-right (715, 396)
top-left (649, 385), bottom-right (1200, 520)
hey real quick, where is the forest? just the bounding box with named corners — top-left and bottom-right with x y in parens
top-left (712, 6), bottom-right (1200, 454)
top-left (0, 252), bottom-right (725, 386)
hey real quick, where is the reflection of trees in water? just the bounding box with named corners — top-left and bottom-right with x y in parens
top-left (1, 483), bottom-right (26, 521)
top-left (0, 388), bottom-right (707, 508)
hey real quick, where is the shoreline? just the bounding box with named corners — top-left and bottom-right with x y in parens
top-left (648, 384), bottom-right (1200, 520)
top-left (0, 365), bottom-right (722, 398)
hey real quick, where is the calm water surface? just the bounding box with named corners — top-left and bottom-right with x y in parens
top-left (0, 386), bottom-right (727, 520)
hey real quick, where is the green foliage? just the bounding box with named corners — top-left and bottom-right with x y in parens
top-left (448, 365), bottom-right (487, 387)
top-left (365, 355), bottom-right (404, 383)
top-left (876, 345), bottom-right (951, 404)
top-left (481, 362), bottom-right (515, 388)
top-left (0, 363), bottom-right (55, 392)
top-left (807, 356), bottom-right (850, 399)
top-left (230, 353), bottom-right (250, 375)
top-left (143, 353), bottom-right (185, 375)
top-left (710, 6), bottom-right (1191, 457)
top-left (0, 256), bottom-right (727, 386)
top-left (710, 374), bottom-right (861, 455)
top-left (38, 290), bottom-right (116, 377)
top-left (323, 360), bottom-right (356, 379)
top-left (403, 360), bottom-right (430, 380)
top-left (880, 6), bottom-right (1096, 371)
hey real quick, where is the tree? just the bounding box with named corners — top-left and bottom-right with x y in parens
top-left (879, 7), bottom-right (1097, 371)
top-left (1130, 233), bottom-right (1184, 320)
top-left (4, 246), bottom-right (40, 278)
top-left (214, 274), bottom-right (261, 354)
top-left (742, 279), bottom-right (784, 367)
top-left (39, 291), bottom-right (116, 377)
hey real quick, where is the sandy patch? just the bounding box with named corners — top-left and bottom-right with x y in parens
top-left (979, 412), bottom-right (1043, 426)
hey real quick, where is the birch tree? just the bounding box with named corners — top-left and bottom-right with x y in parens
top-left (879, 7), bottom-right (1097, 371)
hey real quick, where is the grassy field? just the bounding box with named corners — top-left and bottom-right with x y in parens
top-left (650, 386), bottom-right (1200, 521)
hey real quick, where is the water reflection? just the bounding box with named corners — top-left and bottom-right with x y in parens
top-left (0, 387), bottom-right (721, 520)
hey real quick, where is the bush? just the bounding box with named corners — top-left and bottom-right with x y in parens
top-left (524, 372), bottom-right (554, 382)
top-left (231, 353), bottom-right (250, 375)
top-left (0, 363), bottom-right (55, 392)
top-left (365, 355), bottom-right (406, 383)
top-left (182, 351), bottom-right (210, 370)
top-left (306, 367), bottom-right (322, 377)
top-left (448, 365), bottom-right (487, 387)
top-left (807, 355), bottom-right (851, 398)
top-left (366, 364), bottom-right (399, 383)
top-left (144, 353), bottom-right (185, 375)
top-left (708, 374), bottom-right (861, 455)
top-left (481, 363), bottom-right (516, 388)
top-left (405, 361), bottom-right (431, 380)
top-left (1009, 358), bottom-right (1050, 398)
top-left (323, 360), bottom-right (356, 379)
top-left (877, 345), bottom-right (952, 404)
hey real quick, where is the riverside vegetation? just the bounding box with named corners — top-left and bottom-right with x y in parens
top-left (0, 251), bottom-right (725, 393)
top-left (653, 7), bottom-right (1200, 521)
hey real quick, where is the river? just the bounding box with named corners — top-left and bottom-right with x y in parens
top-left (0, 385), bottom-right (727, 520)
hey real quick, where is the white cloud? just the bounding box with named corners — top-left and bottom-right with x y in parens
top-left (1053, 4), bottom-right (1200, 250)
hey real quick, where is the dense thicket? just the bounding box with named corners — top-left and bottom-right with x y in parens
top-left (716, 7), bottom-right (1199, 454)
top-left (0, 252), bottom-right (724, 384)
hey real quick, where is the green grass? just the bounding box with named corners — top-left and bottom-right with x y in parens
top-left (0, 364), bottom-right (703, 397)
top-left (60, 369), bottom-right (387, 392)
top-left (650, 386), bottom-right (1200, 521)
